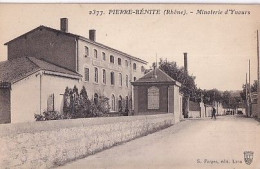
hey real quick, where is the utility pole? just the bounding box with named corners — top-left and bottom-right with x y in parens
top-left (249, 60), bottom-right (251, 117)
top-left (156, 53), bottom-right (158, 67)
top-left (257, 30), bottom-right (260, 118)
top-left (257, 30), bottom-right (259, 92)
top-left (246, 73), bottom-right (248, 117)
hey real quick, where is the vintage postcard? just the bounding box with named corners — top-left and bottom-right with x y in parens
top-left (0, 3), bottom-right (260, 169)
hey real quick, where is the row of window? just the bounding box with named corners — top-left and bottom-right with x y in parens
top-left (94, 93), bottom-right (129, 112)
top-left (84, 67), bottom-right (136, 86)
top-left (84, 46), bottom-right (145, 72)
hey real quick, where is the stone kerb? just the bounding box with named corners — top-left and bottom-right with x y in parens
top-left (0, 114), bottom-right (173, 169)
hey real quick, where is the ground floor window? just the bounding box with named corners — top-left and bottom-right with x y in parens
top-left (47, 93), bottom-right (54, 111)
top-left (118, 95), bottom-right (122, 112)
top-left (125, 96), bottom-right (129, 110)
top-left (111, 94), bottom-right (116, 111)
top-left (94, 93), bottom-right (98, 105)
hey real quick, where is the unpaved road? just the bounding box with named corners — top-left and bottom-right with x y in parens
top-left (57, 115), bottom-right (260, 169)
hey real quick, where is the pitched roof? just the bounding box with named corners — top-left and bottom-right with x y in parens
top-left (132, 68), bottom-right (181, 86)
top-left (0, 57), bottom-right (81, 84)
top-left (28, 57), bottom-right (81, 77)
top-left (4, 25), bottom-right (148, 64)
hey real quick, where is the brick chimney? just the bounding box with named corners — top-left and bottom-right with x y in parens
top-left (60, 18), bottom-right (68, 32)
top-left (89, 29), bottom-right (96, 41)
top-left (184, 52), bottom-right (188, 73)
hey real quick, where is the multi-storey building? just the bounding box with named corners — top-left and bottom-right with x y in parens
top-left (0, 18), bottom-right (147, 123)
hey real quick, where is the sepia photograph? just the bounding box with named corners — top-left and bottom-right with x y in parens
top-left (0, 3), bottom-right (260, 169)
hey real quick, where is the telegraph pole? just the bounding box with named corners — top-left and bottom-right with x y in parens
top-left (257, 30), bottom-right (259, 92)
top-left (249, 60), bottom-right (251, 117)
top-left (246, 73), bottom-right (248, 117)
top-left (257, 30), bottom-right (260, 118)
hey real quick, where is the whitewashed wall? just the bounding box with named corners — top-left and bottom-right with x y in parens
top-left (11, 71), bottom-right (80, 123)
top-left (11, 72), bottom-right (41, 123)
top-left (174, 86), bottom-right (181, 123)
top-left (41, 73), bottom-right (80, 113)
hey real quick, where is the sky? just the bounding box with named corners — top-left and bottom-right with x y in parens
top-left (0, 4), bottom-right (259, 91)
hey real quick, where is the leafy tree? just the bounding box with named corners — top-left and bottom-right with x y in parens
top-left (240, 84), bottom-right (247, 101)
top-left (157, 58), bottom-right (198, 118)
top-left (201, 89), bottom-right (222, 105)
top-left (251, 80), bottom-right (258, 93)
top-left (240, 80), bottom-right (258, 102)
top-left (36, 86), bottom-right (111, 121)
top-left (155, 58), bottom-right (245, 112)
top-left (158, 58), bottom-right (197, 97)
top-left (89, 95), bottom-right (110, 117)
top-left (63, 85), bottom-right (81, 118)
top-left (78, 86), bottom-right (91, 118)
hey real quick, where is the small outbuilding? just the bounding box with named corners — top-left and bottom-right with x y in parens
top-left (0, 57), bottom-right (81, 124)
top-left (131, 68), bottom-right (182, 123)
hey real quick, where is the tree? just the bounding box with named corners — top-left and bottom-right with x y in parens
top-left (240, 84), bottom-right (247, 101)
top-left (222, 91), bottom-right (231, 108)
top-left (157, 58), bottom-right (199, 118)
top-left (251, 80), bottom-right (258, 93)
top-left (158, 58), bottom-right (197, 97)
top-left (240, 80), bottom-right (258, 102)
top-left (202, 89), bottom-right (222, 105)
top-left (78, 86), bottom-right (91, 118)
top-left (63, 86), bottom-right (110, 119)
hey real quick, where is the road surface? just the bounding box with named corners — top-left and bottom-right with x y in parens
top-left (56, 115), bottom-right (260, 169)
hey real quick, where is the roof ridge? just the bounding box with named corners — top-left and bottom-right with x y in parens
top-left (42, 26), bottom-right (147, 64)
top-left (4, 25), bottom-right (147, 64)
top-left (156, 68), bottom-right (175, 82)
top-left (139, 69), bottom-right (154, 79)
top-left (4, 26), bottom-right (42, 45)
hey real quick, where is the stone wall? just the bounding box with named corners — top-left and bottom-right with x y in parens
top-left (0, 114), bottom-right (173, 169)
top-left (188, 111), bottom-right (201, 118)
top-left (10, 71), bottom-right (80, 123)
top-left (252, 103), bottom-right (258, 117)
top-left (205, 106), bottom-right (213, 117)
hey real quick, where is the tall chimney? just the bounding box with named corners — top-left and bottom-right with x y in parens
top-left (60, 18), bottom-right (68, 32)
top-left (184, 52), bottom-right (188, 73)
top-left (89, 29), bottom-right (96, 41)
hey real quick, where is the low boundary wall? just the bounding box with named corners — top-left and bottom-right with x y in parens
top-left (188, 111), bottom-right (201, 118)
top-left (0, 114), bottom-right (174, 169)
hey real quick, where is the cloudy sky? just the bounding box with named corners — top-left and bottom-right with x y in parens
top-left (0, 4), bottom-right (259, 91)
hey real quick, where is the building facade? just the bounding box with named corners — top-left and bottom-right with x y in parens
top-left (0, 57), bottom-right (81, 123)
top-left (0, 18), bottom-right (147, 123)
top-left (132, 68), bottom-right (182, 123)
top-left (76, 29), bottom-right (147, 112)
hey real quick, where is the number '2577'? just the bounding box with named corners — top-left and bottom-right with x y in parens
top-left (89, 10), bottom-right (104, 16)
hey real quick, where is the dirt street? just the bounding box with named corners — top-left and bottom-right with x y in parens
top-left (57, 115), bottom-right (260, 169)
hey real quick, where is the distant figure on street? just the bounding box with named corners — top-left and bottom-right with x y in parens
top-left (211, 107), bottom-right (216, 119)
